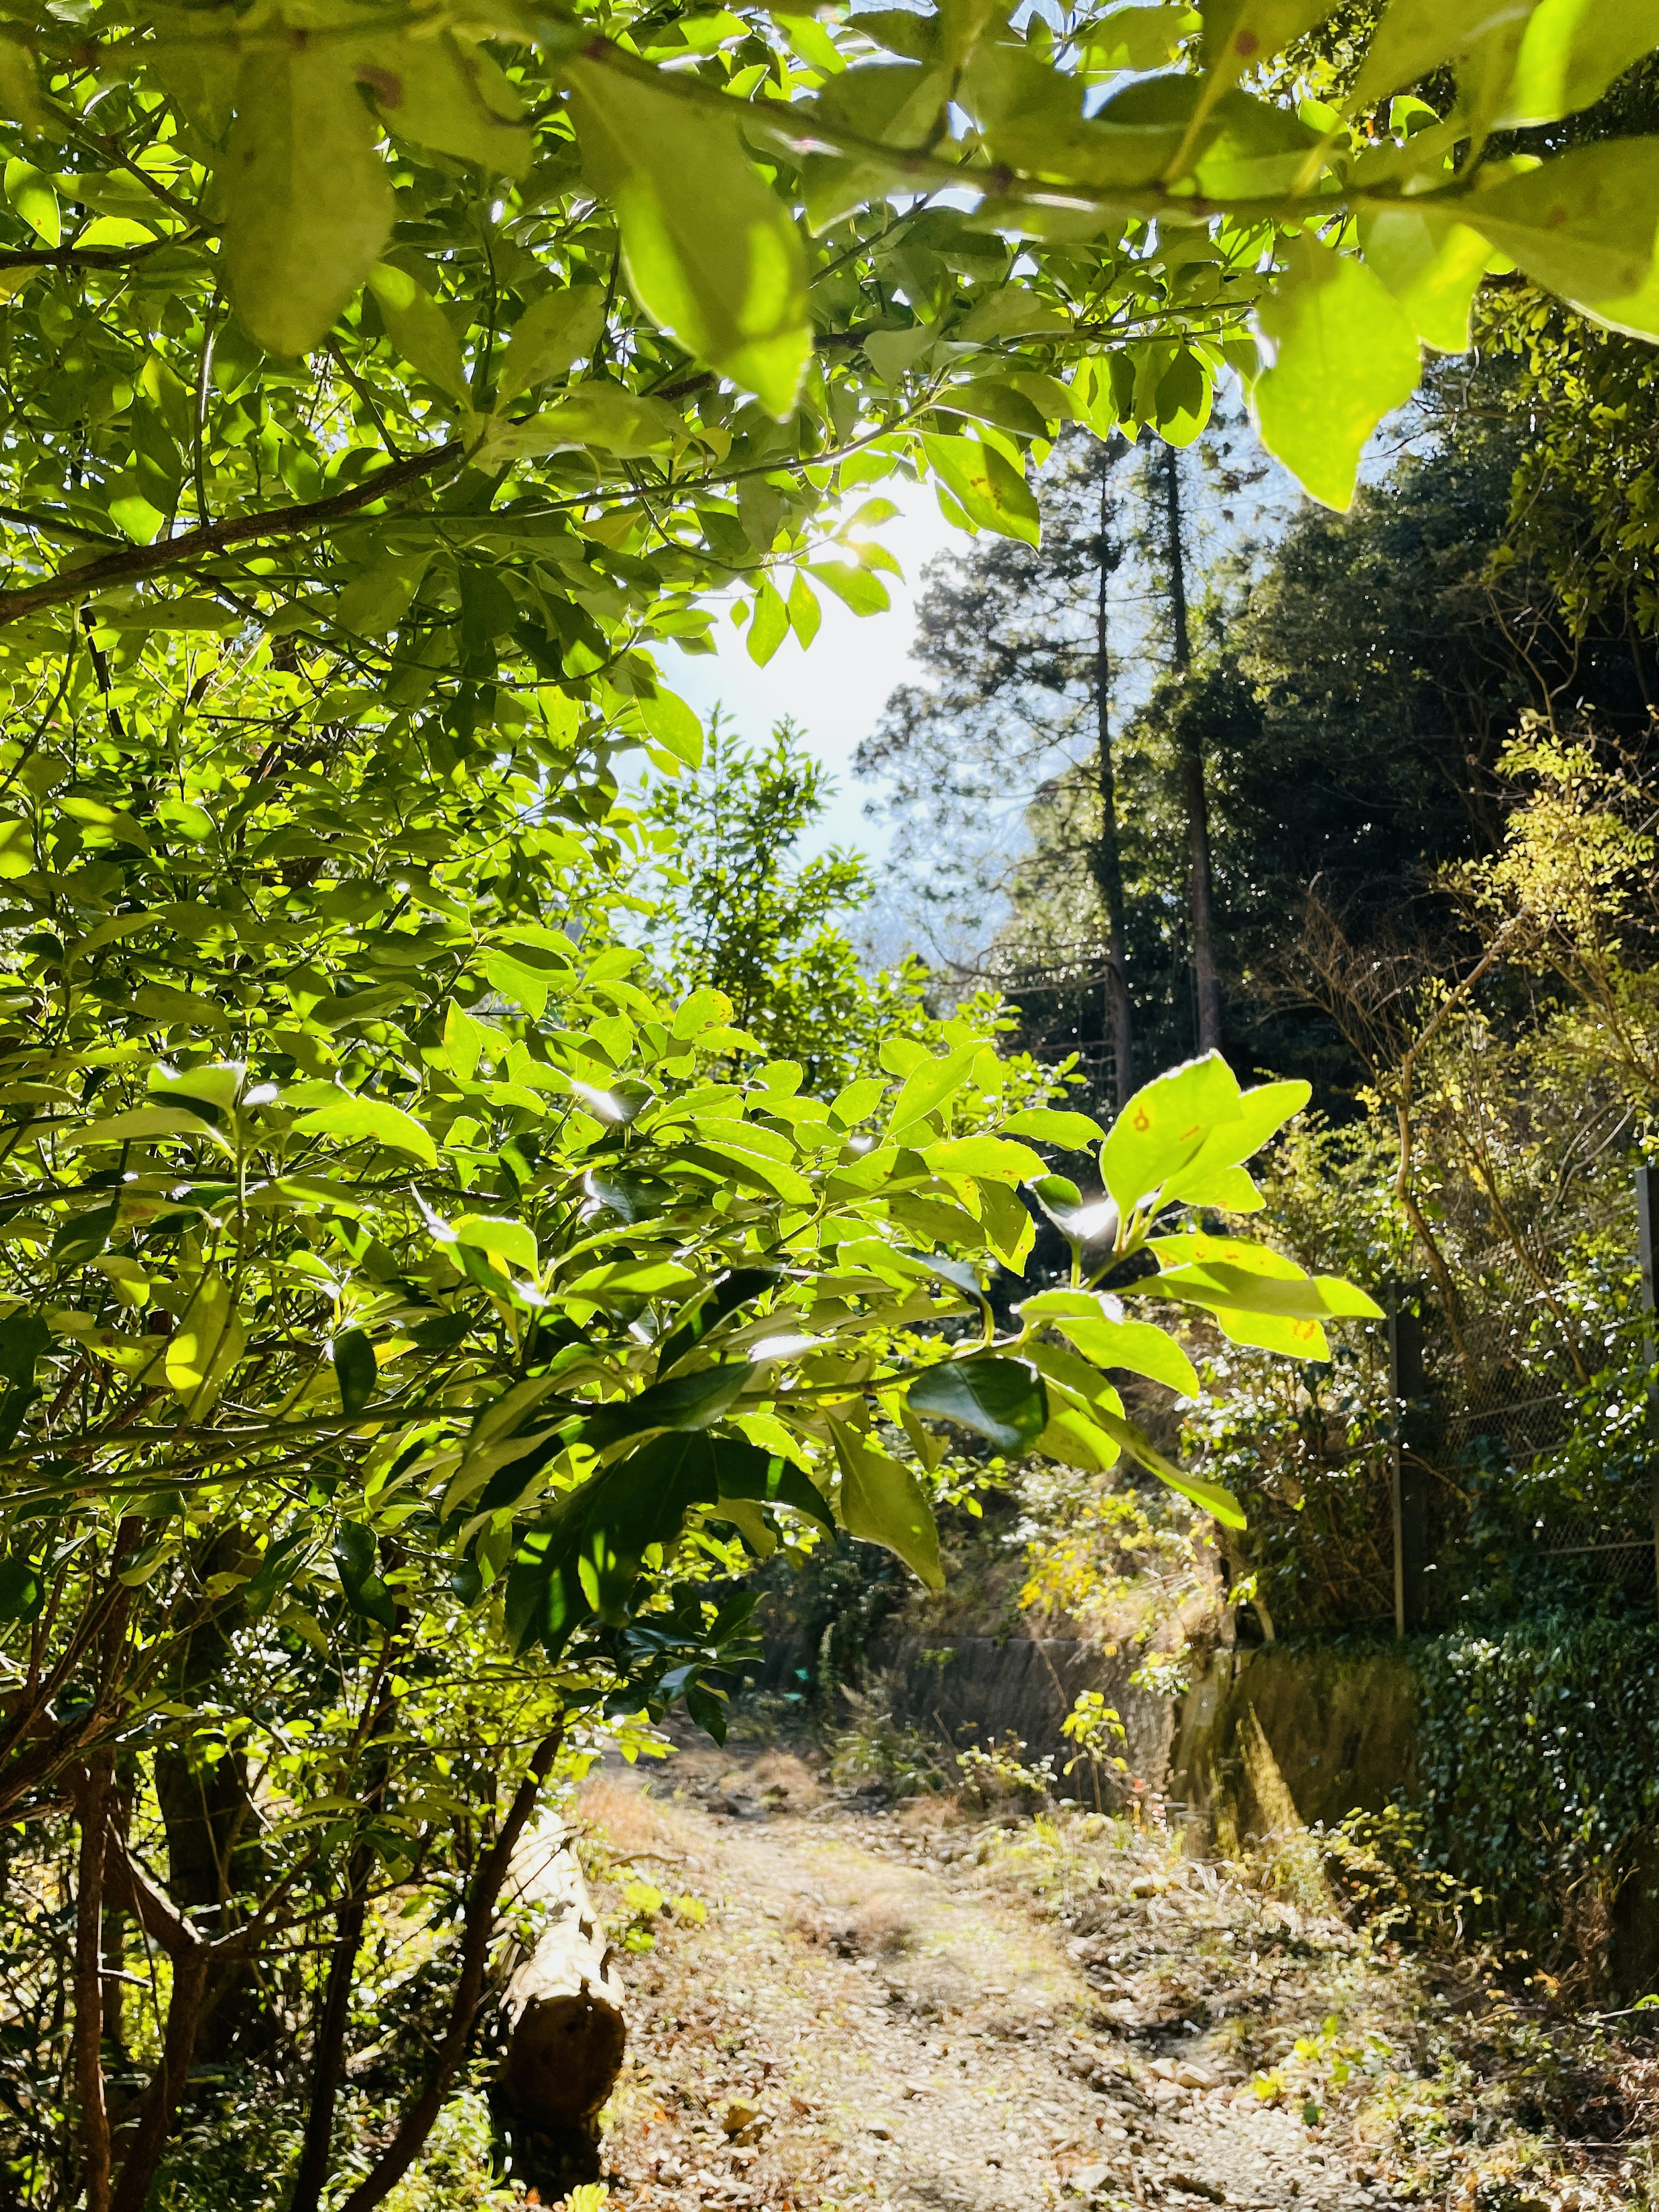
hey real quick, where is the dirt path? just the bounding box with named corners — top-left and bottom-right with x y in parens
top-left (582, 1748), bottom-right (1424, 2212)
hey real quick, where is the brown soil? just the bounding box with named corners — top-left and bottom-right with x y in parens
top-left (575, 1745), bottom-right (1659, 2212)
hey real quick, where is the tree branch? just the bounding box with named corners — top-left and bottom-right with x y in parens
top-left (335, 1721), bottom-right (566, 2212)
top-left (0, 440), bottom-right (466, 628)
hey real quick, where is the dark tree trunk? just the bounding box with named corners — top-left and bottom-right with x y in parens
top-left (1160, 444), bottom-right (1224, 1058)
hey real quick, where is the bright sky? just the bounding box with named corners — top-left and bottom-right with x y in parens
top-left (658, 475), bottom-right (963, 867)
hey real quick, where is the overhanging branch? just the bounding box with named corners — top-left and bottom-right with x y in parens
top-left (0, 440), bottom-right (467, 629)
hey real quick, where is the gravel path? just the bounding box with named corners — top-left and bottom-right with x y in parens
top-left (585, 1751), bottom-right (1407, 2212)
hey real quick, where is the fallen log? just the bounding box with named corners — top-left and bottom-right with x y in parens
top-left (493, 1837), bottom-right (627, 2196)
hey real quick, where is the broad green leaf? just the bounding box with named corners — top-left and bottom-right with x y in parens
top-left (1032, 1405), bottom-right (1123, 1472)
top-left (1018, 1290), bottom-right (1201, 1395)
top-left (0, 1554), bottom-right (42, 1622)
top-left (334, 1520), bottom-right (397, 1632)
top-left (1150, 1257), bottom-right (1384, 1320)
top-left (1495, 0), bottom-right (1659, 126)
top-left (1457, 140), bottom-right (1659, 308)
top-left (1160, 1077), bottom-right (1310, 1205)
top-left (333, 1327), bottom-right (377, 1415)
top-left (496, 286), bottom-right (608, 403)
top-left (748, 576), bottom-right (790, 665)
top-left (4, 157), bottom-right (57, 245)
top-left (1000, 1106), bottom-right (1107, 1147)
top-left (887, 1041), bottom-right (980, 1141)
top-left (1359, 210), bottom-right (1492, 353)
top-left (571, 60), bottom-right (811, 416)
top-left (474, 385), bottom-right (684, 464)
top-left (1170, 0), bottom-right (1341, 181)
top-left (788, 571), bottom-right (822, 646)
top-left (578, 1361), bottom-right (750, 1451)
top-left (222, 45), bottom-right (394, 359)
top-left (165, 1273), bottom-right (245, 1411)
top-left (636, 686), bottom-right (706, 766)
top-left (580, 1429), bottom-right (727, 1619)
top-left (454, 1213), bottom-right (539, 1277)
top-left (657, 1266), bottom-right (779, 1373)
top-left (830, 1419), bottom-right (944, 1588)
top-left (353, 31), bottom-right (532, 176)
top-left (714, 1437), bottom-right (836, 1534)
top-left (1252, 233), bottom-right (1421, 512)
top-left (1351, 0), bottom-right (1527, 108)
top-left (1092, 1405), bottom-right (1246, 1526)
top-left (1077, 6), bottom-right (1201, 70)
top-left (337, 563), bottom-right (425, 639)
top-left (291, 1092), bottom-right (437, 1168)
top-left (804, 560), bottom-right (891, 615)
top-left (367, 262), bottom-right (470, 405)
top-left (906, 1356), bottom-right (1048, 1449)
top-left (922, 434), bottom-right (1041, 544)
top-left (443, 1001), bottom-right (492, 1083)
top-left (1099, 1051), bottom-right (1243, 1218)
top-left (65, 1105), bottom-right (234, 1154)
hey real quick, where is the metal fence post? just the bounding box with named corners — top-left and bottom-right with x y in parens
top-left (1388, 1280), bottom-right (1430, 1636)
top-left (1635, 1166), bottom-right (1659, 1615)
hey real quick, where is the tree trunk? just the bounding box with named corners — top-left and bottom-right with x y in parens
top-left (1160, 443), bottom-right (1224, 1058)
top-left (1092, 444), bottom-right (1133, 1111)
top-left (493, 1836), bottom-right (628, 2198)
top-left (73, 1751), bottom-right (114, 2212)
top-left (336, 1722), bottom-right (566, 2212)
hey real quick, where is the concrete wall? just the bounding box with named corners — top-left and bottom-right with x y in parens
top-left (1170, 1643), bottom-right (1419, 1846)
top-left (870, 1631), bottom-right (1175, 1802)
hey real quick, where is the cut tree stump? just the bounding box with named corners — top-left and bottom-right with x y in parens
top-left (493, 1833), bottom-right (627, 2196)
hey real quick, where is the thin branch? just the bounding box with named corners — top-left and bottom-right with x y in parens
top-left (0, 439), bottom-right (466, 628)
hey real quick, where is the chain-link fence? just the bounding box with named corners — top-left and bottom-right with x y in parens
top-left (1394, 1180), bottom-right (1659, 1629)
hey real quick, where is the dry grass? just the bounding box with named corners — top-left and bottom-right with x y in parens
top-left (575, 1773), bottom-right (690, 1863)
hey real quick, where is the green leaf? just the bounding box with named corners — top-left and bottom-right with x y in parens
top-left (804, 560), bottom-right (891, 615)
top-left (1000, 1106), bottom-right (1107, 1147)
top-left (66, 1105), bottom-right (235, 1154)
top-left (1018, 1290), bottom-right (1201, 1396)
top-left (354, 30), bottom-right (532, 177)
top-left (657, 1266), bottom-right (779, 1373)
top-left (713, 1436), bottom-right (836, 1534)
top-left (577, 1361), bottom-right (750, 1451)
top-left (1099, 1051), bottom-right (1243, 1218)
top-left (1077, 6), bottom-right (1201, 70)
top-left (496, 286), bottom-right (608, 403)
top-left (1159, 1077), bottom-right (1310, 1206)
top-left (887, 1041), bottom-right (981, 1141)
top-left (1151, 1258), bottom-right (1383, 1321)
top-left (0, 1554), bottom-right (43, 1622)
top-left (922, 433), bottom-right (1041, 544)
top-left (830, 1418), bottom-right (944, 1588)
top-left (333, 1327), bottom-right (377, 1416)
top-left (748, 575), bottom-right (790, 665)
top-left (222, 45), bottom-right (394, 358)
top-left (1359, 210), bottom-right (1492, 353)
top-left (787, 571), bottom-right (821, 647)
top-left (636, 684), bottom-right (706, 764)
top-left (579, 1429), bottom-right (727, 1619)
top-left (334, 1520), bottom-right (397, 1632)
top-left (1351, 0), bottom-right (1522, 108)
top-left (1252, 232), bottom-right (1421, 512)
top-left (50, 1200), bottom-right (117, 1273)
top-left (291, 1092), bottom-right (437, 1168)
top-left (1456, 140), bottom-right (1659, 310)
top-left (1495, 0), bottom-right (1659, 129)
top-left (1090, 1405), bottom-right (1246, 1527)
top-left (4, 157), bottom-right (57, 245)
top-left (571, 60), bottom-right (811, 416)
top-left (367, 262), bottom-right (470, 405)
top-left (906, 1356), bottom-right (1048, 1450)
top-left (474, 385), bottom-right (684, 464)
